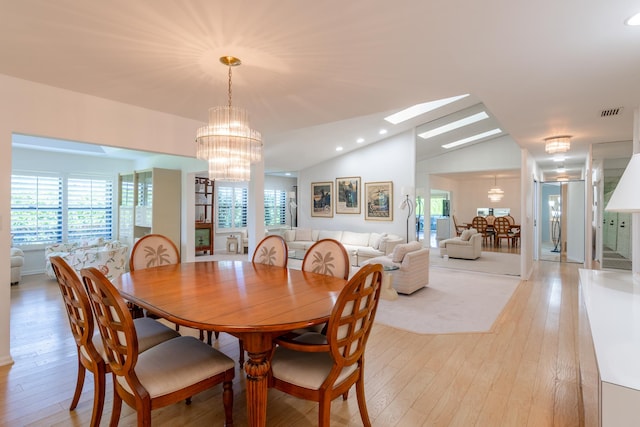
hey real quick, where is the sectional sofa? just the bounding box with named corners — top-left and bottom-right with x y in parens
top-left (282, 228), bottom-right (403, 266)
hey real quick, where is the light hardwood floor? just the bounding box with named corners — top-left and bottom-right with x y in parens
top-left (1, 260), bottom-right (594, 426)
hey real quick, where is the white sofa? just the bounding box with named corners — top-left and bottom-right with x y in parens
top-left (45, 238), bottom-right (129, 281)
top-left (438, 229), bottom-right (482, 260)
top-left (282, 228), bottom-right (403, 266)
top-left (362, 241), bottom-right (429, 295)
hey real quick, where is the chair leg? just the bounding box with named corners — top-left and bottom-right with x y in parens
top-left (238, 340), bottom-right (245, 366)
top-left (70, 357), bottom-right (85, 410)
top-left (207, 330), bottom-right (213, 345)
top-left (109, 385), bottom-right (122, 427)
top-left (90, 362), bottom-right (107, 427)
top-left (318, 396), bottom-right (332, 427)
top-left (223, 380), bottom-right (234, 426)
top-left (355, 377), bottom-right (372, 427)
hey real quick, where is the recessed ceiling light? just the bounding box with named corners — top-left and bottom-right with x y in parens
top-left (441, 128), bottom-right (502, 149)
top-left (553, 156), bottom-right (566, 162)
top-left (285, 172), bottom-right (291, 176)
top-left (626, 12), bottom-right (640, 25)
top-left (418, 112), bottom-right (489, 139)
top-left (557, 167), bottom-right (566, 173)
top-left (336, 146), bottom-right (343, 151)
top-left (356, 137), bottom-right (365, 143)
top-left (384, 94), bottom-right (470, 124)
top-left (379, 129), bottom-right (387, 135)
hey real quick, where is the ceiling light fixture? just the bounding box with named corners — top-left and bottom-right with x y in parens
top-left (544, 135), bottom-right (571, 154)
top-left (418, 111), bottom-right (489, 139)
top-left (379, 129), bottom-right (388, 135)
top-left (356, 138), bottom-right (365, 143)
top-left (626, 12), bottom-right (640, 26)
top-left (196, 56), bottom-right (262, 182)
top-left (384, 94), bottom-right (470, 124)
top-left (487, 175), bottom-right (504, 202)
top-left (336, 146), bottom-right (343, 151)
top-left (442, 128), bottom-right (502, 149)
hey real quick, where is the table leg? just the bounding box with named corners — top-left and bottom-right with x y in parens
top-left (242, 334), bottom-right (274, 427)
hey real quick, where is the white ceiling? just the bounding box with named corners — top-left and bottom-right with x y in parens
top-left (2, 1), bottom-right (639, 178)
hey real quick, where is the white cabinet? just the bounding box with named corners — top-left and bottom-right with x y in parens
top-left (578, 269), bottom-right (640, 426)
top-left (118, 168), bottom-right (181, 250)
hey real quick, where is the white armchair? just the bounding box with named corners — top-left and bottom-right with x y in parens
top-left (439, 229), bottom-right (482, 260)
top-left (362, 242), bottom-right (429, 295)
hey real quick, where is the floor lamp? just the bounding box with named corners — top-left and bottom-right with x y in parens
top-left (399, 193), bottom-right (414, 243)
top-left (288, 191), bottom-right (297, 230)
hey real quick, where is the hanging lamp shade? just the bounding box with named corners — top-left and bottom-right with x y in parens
top-left (196, 56), bottom-right (262, 182)
top-left (544, 135), bottom-right (571, 154)
top-left (488, 176), bottom-right (504, 202)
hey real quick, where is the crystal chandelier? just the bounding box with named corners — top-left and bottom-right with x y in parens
top-left (487, 175), bottom-right (504, 202)
top-left (544, 135), bottom-right (571, 154)
top-left (196, 56), bottom-right (262, 181)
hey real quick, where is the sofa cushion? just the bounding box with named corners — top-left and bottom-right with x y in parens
top-left (318, 230), bottom-right (342, 241)
top-left (368, 232), bottom-right (385, 250)
top-left (295, 228), bottom-right (312, 241)
top-left (391, 241), bottom-right (422, 263)
top-left (460, 229), bottom-right (474, 241)
top-left (341, 231), bottom-right (370, 247)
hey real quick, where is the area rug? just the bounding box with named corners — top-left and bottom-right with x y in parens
top-left (374, 268), bottom-right (521, 334)
top-left (428, 249), bottom-right (520, 276)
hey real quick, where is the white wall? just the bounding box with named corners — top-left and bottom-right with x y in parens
top-left (298, 130), bottom-right (415, 239)
top-left (0, 73), bottom-right (208, 366)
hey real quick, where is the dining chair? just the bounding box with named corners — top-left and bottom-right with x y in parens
top-left (239, 234), bottom-right (290, 365)
top-left (50, 256), bottom-right (180, 427)
top-left (302, 238), bottom-right (350, 280)
top-left (505, 215), bottom-right (520, 246)
top-left (471, 216), bottom-right (493, 246)
top-left (130, 234), bottom-right (215, 343)
top-left (81, 267), bottom-right (235, 427)
top-left (485, 214), bottom-right (496, 227)
top-left (452, 215), bottom-right (467, 237)
top-left (129, 234), bottom-right (180, 271)
top-left (252, 235), bottom-right (288, 267)
top-left (493, 216), bottom-right (512, 247)
top-left (269, 263), bottom-right (383, 427)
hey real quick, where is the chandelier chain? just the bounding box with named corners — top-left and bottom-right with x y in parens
top-left (227, 65), bottom-right (233, 108)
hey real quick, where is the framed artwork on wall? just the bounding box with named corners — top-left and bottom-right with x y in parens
top-left (311, 181), bottom-right (333, 217)
top-left (365, 181), bottom-right (393, 221)
top-left (336, 176), bottom-right (361, 214)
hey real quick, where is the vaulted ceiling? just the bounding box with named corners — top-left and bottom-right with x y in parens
top-left (2, 1), bottom-right (639, 179)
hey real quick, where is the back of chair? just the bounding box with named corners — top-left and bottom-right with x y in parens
top-left (129, 234), bottom-right (179, 271)
top-left (50, 256), bottom-right (102, 364)
top-left (252, 235), bottom-right (288, 267)
top-left (302, 238), bottom-right (350, 280)
top-left (505, 215), bottom-right (515, 225)
top-left (486, 215), bottom-right (495, 226)
top-left (471, 216), bottom-right (488, 233)
top-left (326, 263), bottom-right (382, 366)
top-left (82, 267), bottom-right (139, 379)
top-left (493, 216), bottom-right (511, 235)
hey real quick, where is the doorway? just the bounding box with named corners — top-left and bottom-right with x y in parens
top-left (538, 181), bottom-right (585, 263)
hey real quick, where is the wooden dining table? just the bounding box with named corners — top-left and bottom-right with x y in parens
top-left (113, 260), bottom-right (347, 427)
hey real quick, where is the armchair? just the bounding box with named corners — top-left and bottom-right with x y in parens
top-left (439, 229), bottom-right (482, 260)
top-left (361, 241), bottom-right (429, 295)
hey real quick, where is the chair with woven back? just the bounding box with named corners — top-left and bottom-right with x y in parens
top-left (493, 216), bottom-right (513, 247)
top-left (505, 215), bottom-right (521, 246)
top-left (81, 266), bottom-right (235, 427)
top-left (252, 234), bottom-right (288, 267)
top-left (471, 216), bottom-right (493, 246)
top-left (50, 256), bottom-right (180, 427)
top-left (130, 234), bottom-right (215, 344)
top-left (269, 263), bottom-right (384, 427)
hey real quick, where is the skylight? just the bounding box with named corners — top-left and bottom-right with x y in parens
top-left (384, 94), bottom-right (469, 125)
top-left (441, 128), bottom-right (502, 149)
top-left (418, 111), bottom-right (489, 139)
top-left (626, 12), bottom-right (640, 25)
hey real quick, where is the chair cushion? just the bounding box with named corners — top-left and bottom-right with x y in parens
top-left (271, 340), bottom-right (357, 390)
top-left (460, 229), bottom-right (474, 241)
top-left (116, 336), bottom-right (234, 398)
top-left (391, 241), bottom-right (422, 263)
top-left (341, 231), bottom-right (370, 247)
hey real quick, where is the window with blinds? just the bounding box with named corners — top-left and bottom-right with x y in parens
top-left (264, 189), bottom-right (287, 226)
top-left (11, 173), bottom-right (113, 245)
top-left (217, 185), bottom-right (248, 230)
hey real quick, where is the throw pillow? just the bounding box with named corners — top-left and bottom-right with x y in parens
top-left (460, 229), bottom-right (474, 241)
top-left (368, 232), bottom-right (385, 250)
top-left (391, 243), bottom-right (411, 263)
top-left (295, 228), bottom-right (312, 241)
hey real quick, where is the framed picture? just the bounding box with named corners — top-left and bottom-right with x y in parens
top-left (365, 181), bottom-right (393, 221)
top-left (336, 176), bottom-right (361, 214)
top-left (311, 181), bottom-right (333, 217)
